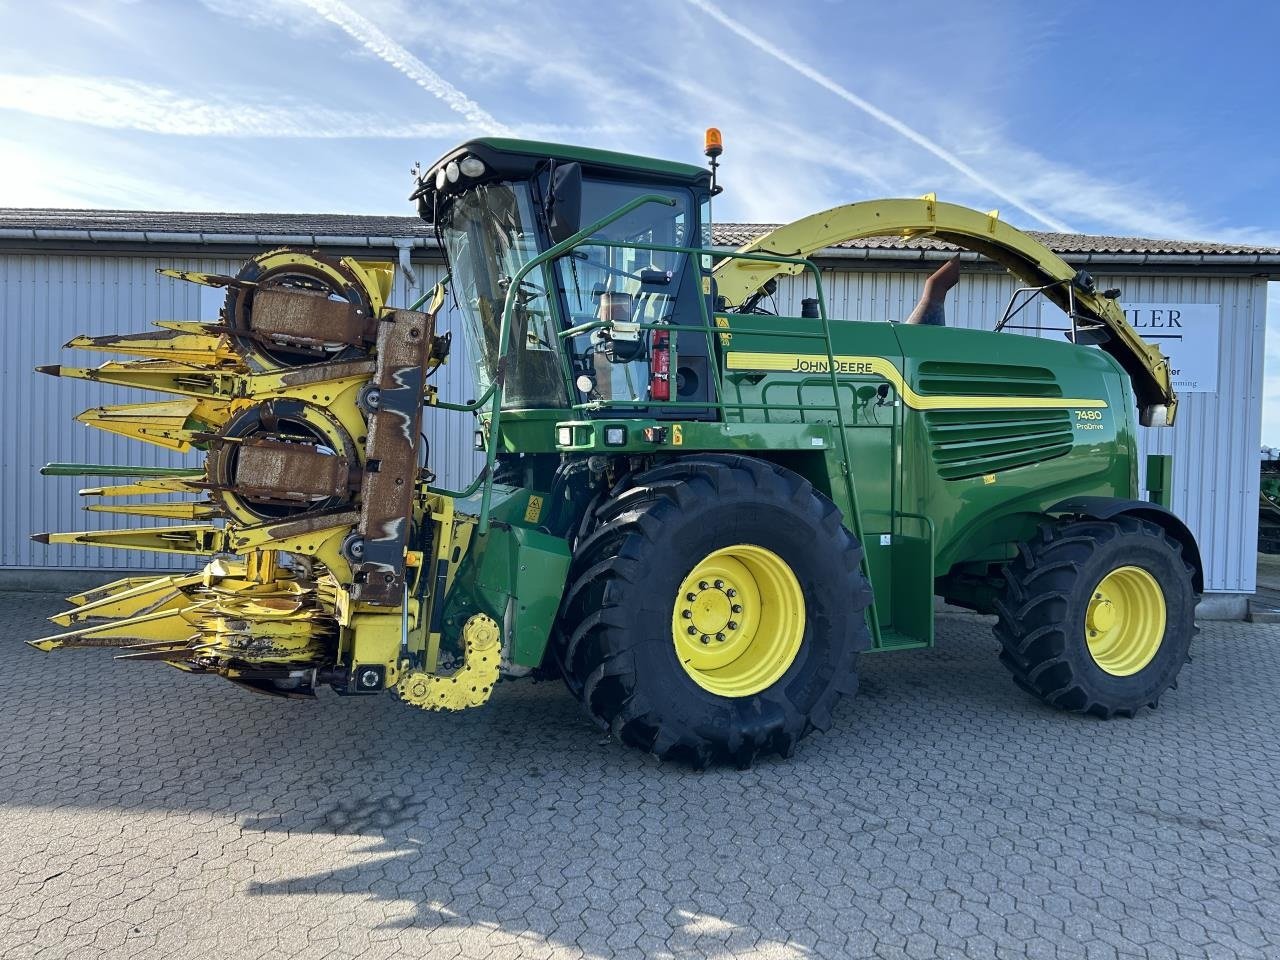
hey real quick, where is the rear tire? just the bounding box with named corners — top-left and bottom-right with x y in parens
top-left (994, 516), bottom-right (1197, 718)
top-left (556, 455), bottom-right (872, 767)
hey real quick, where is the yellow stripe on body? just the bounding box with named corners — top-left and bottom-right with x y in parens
top-left (725, 352), bottom-right (1108, 411)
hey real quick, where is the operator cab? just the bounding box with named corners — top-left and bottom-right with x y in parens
top-left (413, 138), bottom-right (717, 418)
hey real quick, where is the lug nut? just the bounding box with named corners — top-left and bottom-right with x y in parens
top-left (681, 610), bottom-right (692, 619)
top-left (687, 626), bottom-right (697, 635)
top-left (686, 592), bottom-right (697, 601)
top-left (731, 604), bottom-right (743, 614)
top-left (700, 635), bottom-right (710, 644)
top-left (699, 580), bottom-right (709, 590)
top-left (716, 632), bottom-right (726, 641)
top-left (727, 621), bottom-right (738, 630)
top-left (714, 579), bottom-right (724, 589)
top-left (726, 588), bottom-right (737, 598)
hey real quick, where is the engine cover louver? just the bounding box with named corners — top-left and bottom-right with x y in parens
top-left (925, 409), bottom-right (1075, 479)
top-left (916, 362), bottom-right (1075, 480)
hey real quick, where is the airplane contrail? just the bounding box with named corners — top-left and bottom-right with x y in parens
top-left (684, 0), bottom-right (1075, 233)
top-left (294, 0), bottom-right (514, 135)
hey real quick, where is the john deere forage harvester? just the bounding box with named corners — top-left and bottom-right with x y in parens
top-left (31, 134), bottom-right (1201, 765)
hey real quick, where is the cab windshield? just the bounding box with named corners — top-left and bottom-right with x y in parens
top-left (439, 181), bottom-right (564, 408)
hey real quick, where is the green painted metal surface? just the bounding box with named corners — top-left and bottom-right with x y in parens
top-left (40, 463), bottom-right (205, 478)
top-left (468, 137), bottom-right (710, 182)
top-left (1146, 454), bottom-right (1173, 508)
top-left (429, 165), bottom-right (1142, 667)
top-left (471, 295), bottom-right (1136, 660)
top-left (442, 485), bottom-right (571, 669)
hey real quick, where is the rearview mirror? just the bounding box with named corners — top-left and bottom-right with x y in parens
top-left (547, 162), bottom-right (583, 244)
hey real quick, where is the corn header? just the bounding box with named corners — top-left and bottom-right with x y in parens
top-left (30, 135), bottom-right (1203, 766)
top-left (32, 248), bottom-right (509, 707)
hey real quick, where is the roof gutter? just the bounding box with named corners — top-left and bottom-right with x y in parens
top-left (3, 228), bottom-right (1279, 274)
top-left (0, 227), bottom-right (438, 248)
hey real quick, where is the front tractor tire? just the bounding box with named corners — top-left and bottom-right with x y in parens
top-left (995, 516), bottom-right (1197, 718)
top-left (557, 456), bottom-right (872, 767)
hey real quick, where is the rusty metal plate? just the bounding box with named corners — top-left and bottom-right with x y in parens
top-left (250, 288), bottom-right (366, 346)
top-left (233, 440), bottom-right (349, 500)
top-left (350, 308), bottom-right (436, 606)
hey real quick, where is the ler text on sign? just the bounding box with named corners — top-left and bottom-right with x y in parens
top-left (1041, 300), bottom-right (1220, 393)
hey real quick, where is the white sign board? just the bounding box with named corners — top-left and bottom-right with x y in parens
top-left (1122, 303), bottom-right (1220, 394)
top-left (1040, 301), bottom-right (1221, 393)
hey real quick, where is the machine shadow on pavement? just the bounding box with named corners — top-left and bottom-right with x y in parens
top-left (8, 590), bottom-right (1280, 958)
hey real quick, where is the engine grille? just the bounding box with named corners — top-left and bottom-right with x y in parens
top-left (915, 361), bottom-right (1064, 398)
top-left (917, 363), bottom-right (1075, 480)
top-left (924, 409), bottom-right (1075, 480)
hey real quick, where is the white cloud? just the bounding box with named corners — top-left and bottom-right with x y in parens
top-left (0, 136), bottom-right (239, 209)
top-left (935, 118), bottom-right (1280, 245)
top-left (0, 73), bottom-right (452, 138)
top-left (0, 74), bottom-right (615, 141)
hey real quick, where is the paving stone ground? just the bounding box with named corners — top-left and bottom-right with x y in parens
top-left (2, 589), bottom-right (1279, 960)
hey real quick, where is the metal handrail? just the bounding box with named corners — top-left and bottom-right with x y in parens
top-left (475, 194), bottom-right (677, 531)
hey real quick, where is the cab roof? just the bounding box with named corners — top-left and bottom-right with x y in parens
top-left (444, 137), bottom-right (712, 185)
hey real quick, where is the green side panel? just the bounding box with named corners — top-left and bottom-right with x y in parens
top-left (1146, 454), bottom-right (1173, 508)
top-left (860, 531), bottom-right (933, 651)
top-left (886, 535), bottom-right (933, 649)
top-left (722, 319), bottom-right (902, 536)
top-left (448, 522), bottom-right (571, 669)
top-left (862, 540), bottom-right (893, 630)
top-left (891, 323), bottom-right (1137, 577)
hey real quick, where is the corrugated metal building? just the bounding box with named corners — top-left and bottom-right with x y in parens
top-left (1, 209), bottom-right (1276, 615)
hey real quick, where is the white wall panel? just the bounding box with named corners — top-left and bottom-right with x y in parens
top-left (1, 251), bottom-right (1265, 596)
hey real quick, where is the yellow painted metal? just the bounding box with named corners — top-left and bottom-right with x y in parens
top-left (1085, 565), bottom-right (1167, 676)
top-left (32, 249), bottom-right (464, 706)
top-left (65, 575), bottom-right (159, 607)
top-left (37, 524), bottom-right (227, 555)
top-left (156, 254), bottom-right (392, 315)
top-left (712, 197), bottom-right (1176, 423)
top-left (396, 613), bottom-right (501, 711)
top-left (65, 328), bottom-right (243, 367)
top-left (156, 268), bottom-right (245, 288)
top-left (80, 477), bottom-right (205, 498)
top-left (356, 260), bottom-right (396, 306)
top-left (348, 610), bottom-right (406, 686)
top-left (671, 544), bottom-right (805, 698)
top-left (50, 572), bottom-right (203, 627)
top-left (74, 398), bottom-right (231, 453)
top-left (420, 494), bottom-right (461, 673)
top-left (225, 518), bottom-right (356, 585)
top-left (86, 501), bottom-right (221, 520)
top-left (725, 352), bottom-right (1108, 411)
top-left (30, 603), bottom-right (206, 651)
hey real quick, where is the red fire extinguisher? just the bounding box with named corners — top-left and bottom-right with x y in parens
top-left (650, 327), bottom-right (670, 401)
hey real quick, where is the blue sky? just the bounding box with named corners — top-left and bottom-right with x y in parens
top-left (1, 0), bottom-right (1276, 439)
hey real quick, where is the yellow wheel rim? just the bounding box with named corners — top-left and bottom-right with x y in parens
top-left (671, 544), bottom-right (805, 698)
top-left (1085, 565), bottom-right (1166, 676)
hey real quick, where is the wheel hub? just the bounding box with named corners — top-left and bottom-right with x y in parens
top-left (678, 579), bottom-right (739, 640)
top-left (1087, 598), bottom-right (1117, 633)
top-left (1085, 565), bottom-right (1167, 676)
top-left (671, 544), bottom-right (805, 697)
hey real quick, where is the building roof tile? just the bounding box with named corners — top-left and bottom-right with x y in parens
top-left (1, 208), bottom-right (1277, 259)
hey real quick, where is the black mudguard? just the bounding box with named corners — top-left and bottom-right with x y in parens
top-left (1047, 497), bottom-right (1203, 593)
